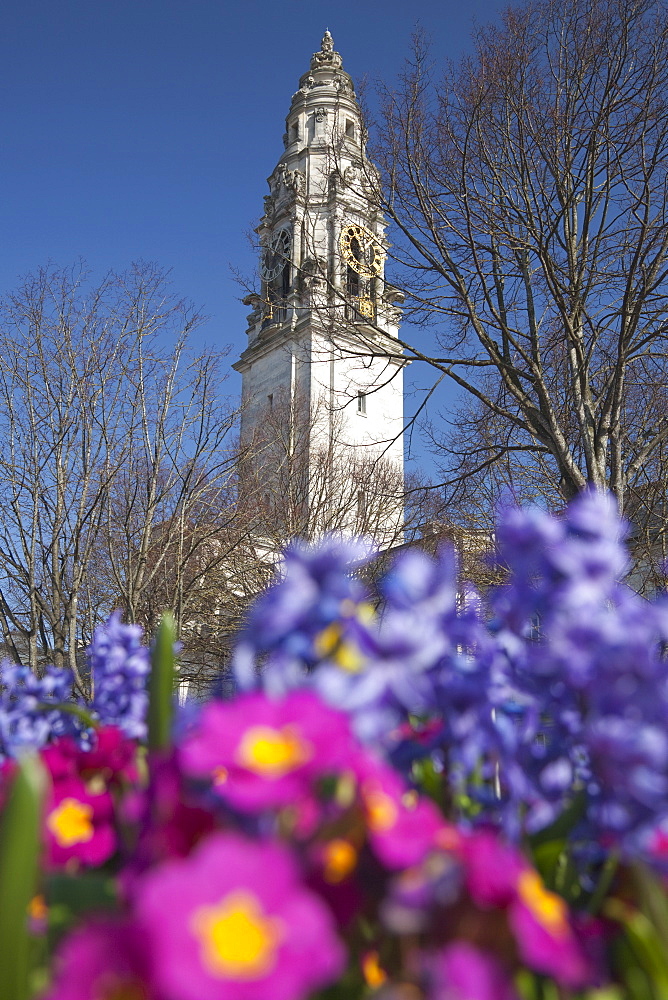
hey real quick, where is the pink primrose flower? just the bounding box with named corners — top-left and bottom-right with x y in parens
top-left (0, 758), bottom-right (17, 810)
top-left (120, 752), bottom-right (217, 893)
top-left (462, 830), bottom-right (525, 908)
top-left (428, 941), bottom-right (519, 1000)
top-left (134, 831), bottom-right (345, 1000)
top-left (509, 869), bottom-right (590, 987)
top-left (179, 690), bottom-right (357, 812)
top-left (354, 752), bottom-right (447, 870)
top-left (41, 737), bottom-right (80, 783)
top-left (41, 727), bottom-right (138, 789)
top-left (75, 725), bottom-right (140, 785)
top-left (44, 777), bottom-right (116, 869)
top-left (461, 830), bottom-right (590, 987)
top-left (44, 917), bottom-right (152, 1000)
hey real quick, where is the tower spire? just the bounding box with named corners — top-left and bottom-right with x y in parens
top-left (235, 35), bottom-right (406, 547)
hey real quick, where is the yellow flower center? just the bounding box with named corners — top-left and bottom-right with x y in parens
top-left (235, 725), bottom-right (312, 778)
top-left (314, 623), bottom-right (365, 672)
top-left (340, 599), bottom-right (376, 625)
top-left (363, 786), bottom-right (399, 832)
top-left (191, 890), bottom-right (284, 980)
top-left (46, 798), bottom-right (94, 847)
top-left (322, 839), bottom-right (358, 883)
top-left (401, 790), bottom-right (418, 809)
top-left (362, 950), bottom-right (387, 988)
top-left (27, 894), bottom-right (48, 921)
top-left (517, 870), bottom-right (569, 937)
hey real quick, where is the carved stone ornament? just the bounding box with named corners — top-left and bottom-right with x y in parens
top-left (301, 256), bottom-right (326, 277)
top-left (310, 30), bottom-right (343, 71)
top-left (343, 162), bottom-right (379, 196)
top-left (273, 164), bottom-right (306, 200)
top-left (334, 76), bottom-right (353, 95)
top-left (287, 166), bottom-right (306, 196)
top-left (343, 164), bottom-right (370, 195)
top-left (300, 75), bottom-right (315, 93)
top-left (315, 107), bottom-right (327, 123)
top-left (262, 193), bottom-right (276, 223)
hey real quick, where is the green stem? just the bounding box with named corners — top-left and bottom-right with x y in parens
top-left (148, 613), bottom-right (176, 753)
top-left (587, 850), bottom-right (620, 915)
top-left (0, 755), bottom-right (47, 1000)
top-left (36, 701), bottom-right (99, 730)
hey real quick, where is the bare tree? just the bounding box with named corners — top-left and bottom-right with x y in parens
top-left (106, 469), bottom-right (271, 695)
top-left (100, 355), bottom-right (238, 634)
top-left (364, 0), bottom-right (668, 563)
top-left (0, 262), bottom-right (238, 690)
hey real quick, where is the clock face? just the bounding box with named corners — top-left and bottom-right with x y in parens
top-left (339, 223), bottom-right (384, 276)
top-left (260, 229), bottom-right (291, 281)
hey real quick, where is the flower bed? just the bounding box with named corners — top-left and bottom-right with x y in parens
top-left (1, 491), bottom-right (667, 999)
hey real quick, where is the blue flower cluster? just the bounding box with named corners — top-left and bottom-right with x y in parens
top-left (0, 613), bottom-right (151, 758)
top-left (232, 536), bottom-right (372, 696)
top-left (0, 661), bottom-right (82, 761)
top-left (89, 611), bottom-right (150, 740)
top-left (495, 493), bottom-right (668, 853)
top-left (233, 490), bottom-right (668, 865)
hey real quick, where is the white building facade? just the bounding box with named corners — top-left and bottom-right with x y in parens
top-left (234, 32), bottom-right (405, 545)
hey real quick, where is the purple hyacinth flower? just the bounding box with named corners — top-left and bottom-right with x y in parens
top-left (89, 612), bottom-right (150, 740)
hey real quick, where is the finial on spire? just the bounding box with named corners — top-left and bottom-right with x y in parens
top-left (309, 29), bottom-right (344, 74)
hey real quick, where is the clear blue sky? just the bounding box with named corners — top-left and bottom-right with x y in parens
top-left (0, 0), bottom-right (507, 474)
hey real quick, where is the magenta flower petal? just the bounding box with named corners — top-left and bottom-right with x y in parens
top-left (179, 690), bottom-right (356, 812)
top-left (510, 871), bottom-right (590, 987)
top-left (45, 918), bottom-right (151, 1000)
top-left (429, 941), bottom-right (519, 1000)
top-left (354, 751), bottom-right (446, 869)
top-left (75, 725), bottom-right (139, 784)
top-left (462, 830), bottom-right (525, 908)
top-left (135, 831), bottom-right (344, 1000)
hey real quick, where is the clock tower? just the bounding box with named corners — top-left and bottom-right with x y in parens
top-left (234, 31), bottom-right (405, 545)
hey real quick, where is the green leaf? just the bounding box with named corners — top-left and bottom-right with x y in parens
top-left (607, 898), bottom-right (668, 998)
top-left (581, 989), bottom-right (625, 1000)
top-left (528, 788), bottom-right (586, 848)
top-left (45, 872), bottom-right (118, 952)
top-left (36, 701), bottom-right (99, 731)
top-left (586, 850), bottom-right (619, 915)
top-left (0, 754), bottom-right (47, 1000)
top-left (631, 861), bottom-right (668, 946)
top-left (411, 756), bottom-right (445, 808)
top-left (148, 612), bottom-right (176, 752)
top-left (531, 839), bottom-right (566, 890)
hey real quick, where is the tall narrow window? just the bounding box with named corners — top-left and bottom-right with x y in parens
top-left (347, 265), bottom-right (360, 298)
top-left (357, 391), bottom-right (366, 415)
top-left (280, 258), bottom-right (290, 299)
top-left (345, 119), bottom-right (355, 138)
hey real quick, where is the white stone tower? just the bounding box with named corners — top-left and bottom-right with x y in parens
top-left (234, 31), bottom-right (405, 545)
